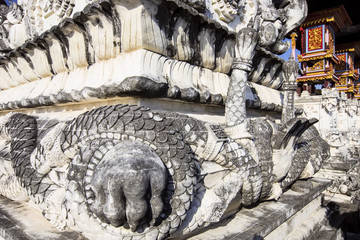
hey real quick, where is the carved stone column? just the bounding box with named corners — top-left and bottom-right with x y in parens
top-left (225, 28), bottom-right (258, 138)
top-left (281, 58), bottom-right (299, 123)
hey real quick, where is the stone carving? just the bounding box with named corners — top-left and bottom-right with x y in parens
top-left (281, 56), bottom-right (299, 123)
top-left (0, 0), bottom-right (81, 50)
top-left (0, 4), bottom-right (11, 50)
top-left (0, 0), bottom-right (299, 115)
top-left (322, 88), bottom-right (340, 114)
top-left (0, 0), bottom-right (330, 239)
top-left (0, 0), bottom-right (307, 53)
top-left (316, 88), bottom-right (360, 163)
top-left (0, 2), bottom-right (33, 50)
top-left (338, 162), bottom-right (360, 202)
top-left (210, 0), bottom-right (240, 23)
top-left (225, 27), bottom-right (259, 129)
top-left (206, 0), bottom-right (308, 55)
top-left (0, 103), bottom-right (330, 239)
top-left (321, 88), bottom-right (340, 131)
top-left (6, 2), bottom-right (23, 25)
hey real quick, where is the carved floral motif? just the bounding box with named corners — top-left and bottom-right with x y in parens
top-left (307, 60), bottom-right (325, 72)
top-left (307, 26), bottom-right (323, 52)
top-left (336, 53), bottom-right (347, 71)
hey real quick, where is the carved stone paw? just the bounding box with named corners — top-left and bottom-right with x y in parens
top-left (89, 141), bottom-right (167, 231)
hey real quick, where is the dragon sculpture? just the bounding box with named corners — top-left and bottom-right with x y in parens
top-left (0, 0), bottom-right (330, 239)
top-left (0, 105), bottom-right (329, 239)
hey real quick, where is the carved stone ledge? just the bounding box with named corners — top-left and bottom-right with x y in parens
top-left (0, 0), bottom-right (289, 114)
top-left (177, 178), bottom-right (332, 239)
top-left (0, 49), bottom-right (283, 113)
top-left (0, 0), bottom-right (236, 83)
top-left (0, 196), bottom-right (84, 240)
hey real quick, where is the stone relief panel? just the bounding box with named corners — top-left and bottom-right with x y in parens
top-left (0, 0), bottom-right (307, 116)
top-left (298, 89), bottom-right (360, 163)
top-left (0, 0), bottom-right (331, 239)
top-left (338, 162), bottom-right (360, 202)
top-left (0, 104), bottom-right (329, 239)
top-left (0, 0), bottom-right (308, 55)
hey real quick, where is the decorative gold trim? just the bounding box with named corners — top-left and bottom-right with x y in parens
top-left (335, 71), bottom-right (357, 78)
top-left (335, 48), bottom-right (355, 54)
top-left (301, 17), bottom-right (335, 28)
top-left (335, 83), bottom-right (357, 93)
top-left (298, 53), bottom-right (336, 62)
top-left (307, 26), bottom-right (324, 52)
top-left (297, 73), bottom-right (338, 83)
top-left (307, 71), bottom-right (327, 76)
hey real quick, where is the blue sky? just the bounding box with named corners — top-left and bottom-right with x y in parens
top-left (279, 39), bottom-right (300, 62)
top-left (4, 0), bottom-right (17, 6)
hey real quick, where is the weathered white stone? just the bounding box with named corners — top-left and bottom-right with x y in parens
top-left (0, 1), bottom-right (332, 240)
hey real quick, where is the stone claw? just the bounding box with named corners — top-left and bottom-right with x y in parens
top-left (89, 141), bottom-right (167, 231)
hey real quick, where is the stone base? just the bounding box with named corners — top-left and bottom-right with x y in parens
top-left (182, 178), bottom-right (332, 240)
top-left (0, 197), bottom-right (86, 240)
top-left (0, 97), bottom-right (282, 125)
top-left (0, 178), bottom-right (332, 240)
top-left (311, 214), bottom-right (345, 240)
top-left (322, 158), bottom-right (358, 172)
top-left (330, 202), bottom-right (360, 239)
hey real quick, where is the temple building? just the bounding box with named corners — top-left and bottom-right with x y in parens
top-left (296, 4), bottom-right (360, 99)
top-left (355, 63), bottom-right (360, 98)
top-left (334, 46), bottom-right (360, 98)
top-left (294, 2), bottom-right (360, 237)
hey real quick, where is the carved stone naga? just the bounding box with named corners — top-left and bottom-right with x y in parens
top-left (0, 0), bottom-right (329, 239)
top-left (0, 105), bottom-right (329, 239)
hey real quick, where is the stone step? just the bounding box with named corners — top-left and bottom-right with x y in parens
top-left (309, 215), bottom-right (345, 240)
top-left (0, 196), bottom-right (86, 240)
top-left (322, 160), bottom-right (358, 171)
top-left (0, 178), bottom-right (332, 240)
top-left (186, 178), bottom-right (332, 240)
top-left (268, 205), bottom-right (327, 240)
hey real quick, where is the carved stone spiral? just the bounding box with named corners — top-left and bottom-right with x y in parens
top-left (61, 104), bottom-right (198, 239)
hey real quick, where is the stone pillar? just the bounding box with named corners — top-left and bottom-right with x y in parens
top-left (347, 92), bottom-right (352, 99)
top-left (225, 28), bottom-right (258, 138)
top-left (297, 84), bottom-right (302, 96)
top-left (282, 58), bottom-right (299, 123)
top-left (301, 82), bottom-right (310, 97)
top-left (308, 83), bottom-right (313, 94)
top-left (302, 83), bottom-right (307, 91)
top-left (324, 80), bottom-right (330, 88)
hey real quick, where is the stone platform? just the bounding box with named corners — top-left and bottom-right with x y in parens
top-left (0, 197), bottom-right (86, 240)
top-left (183, 178), bottom-right (332, 240)
top-left (0, 178), bottom-right (332, 240)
